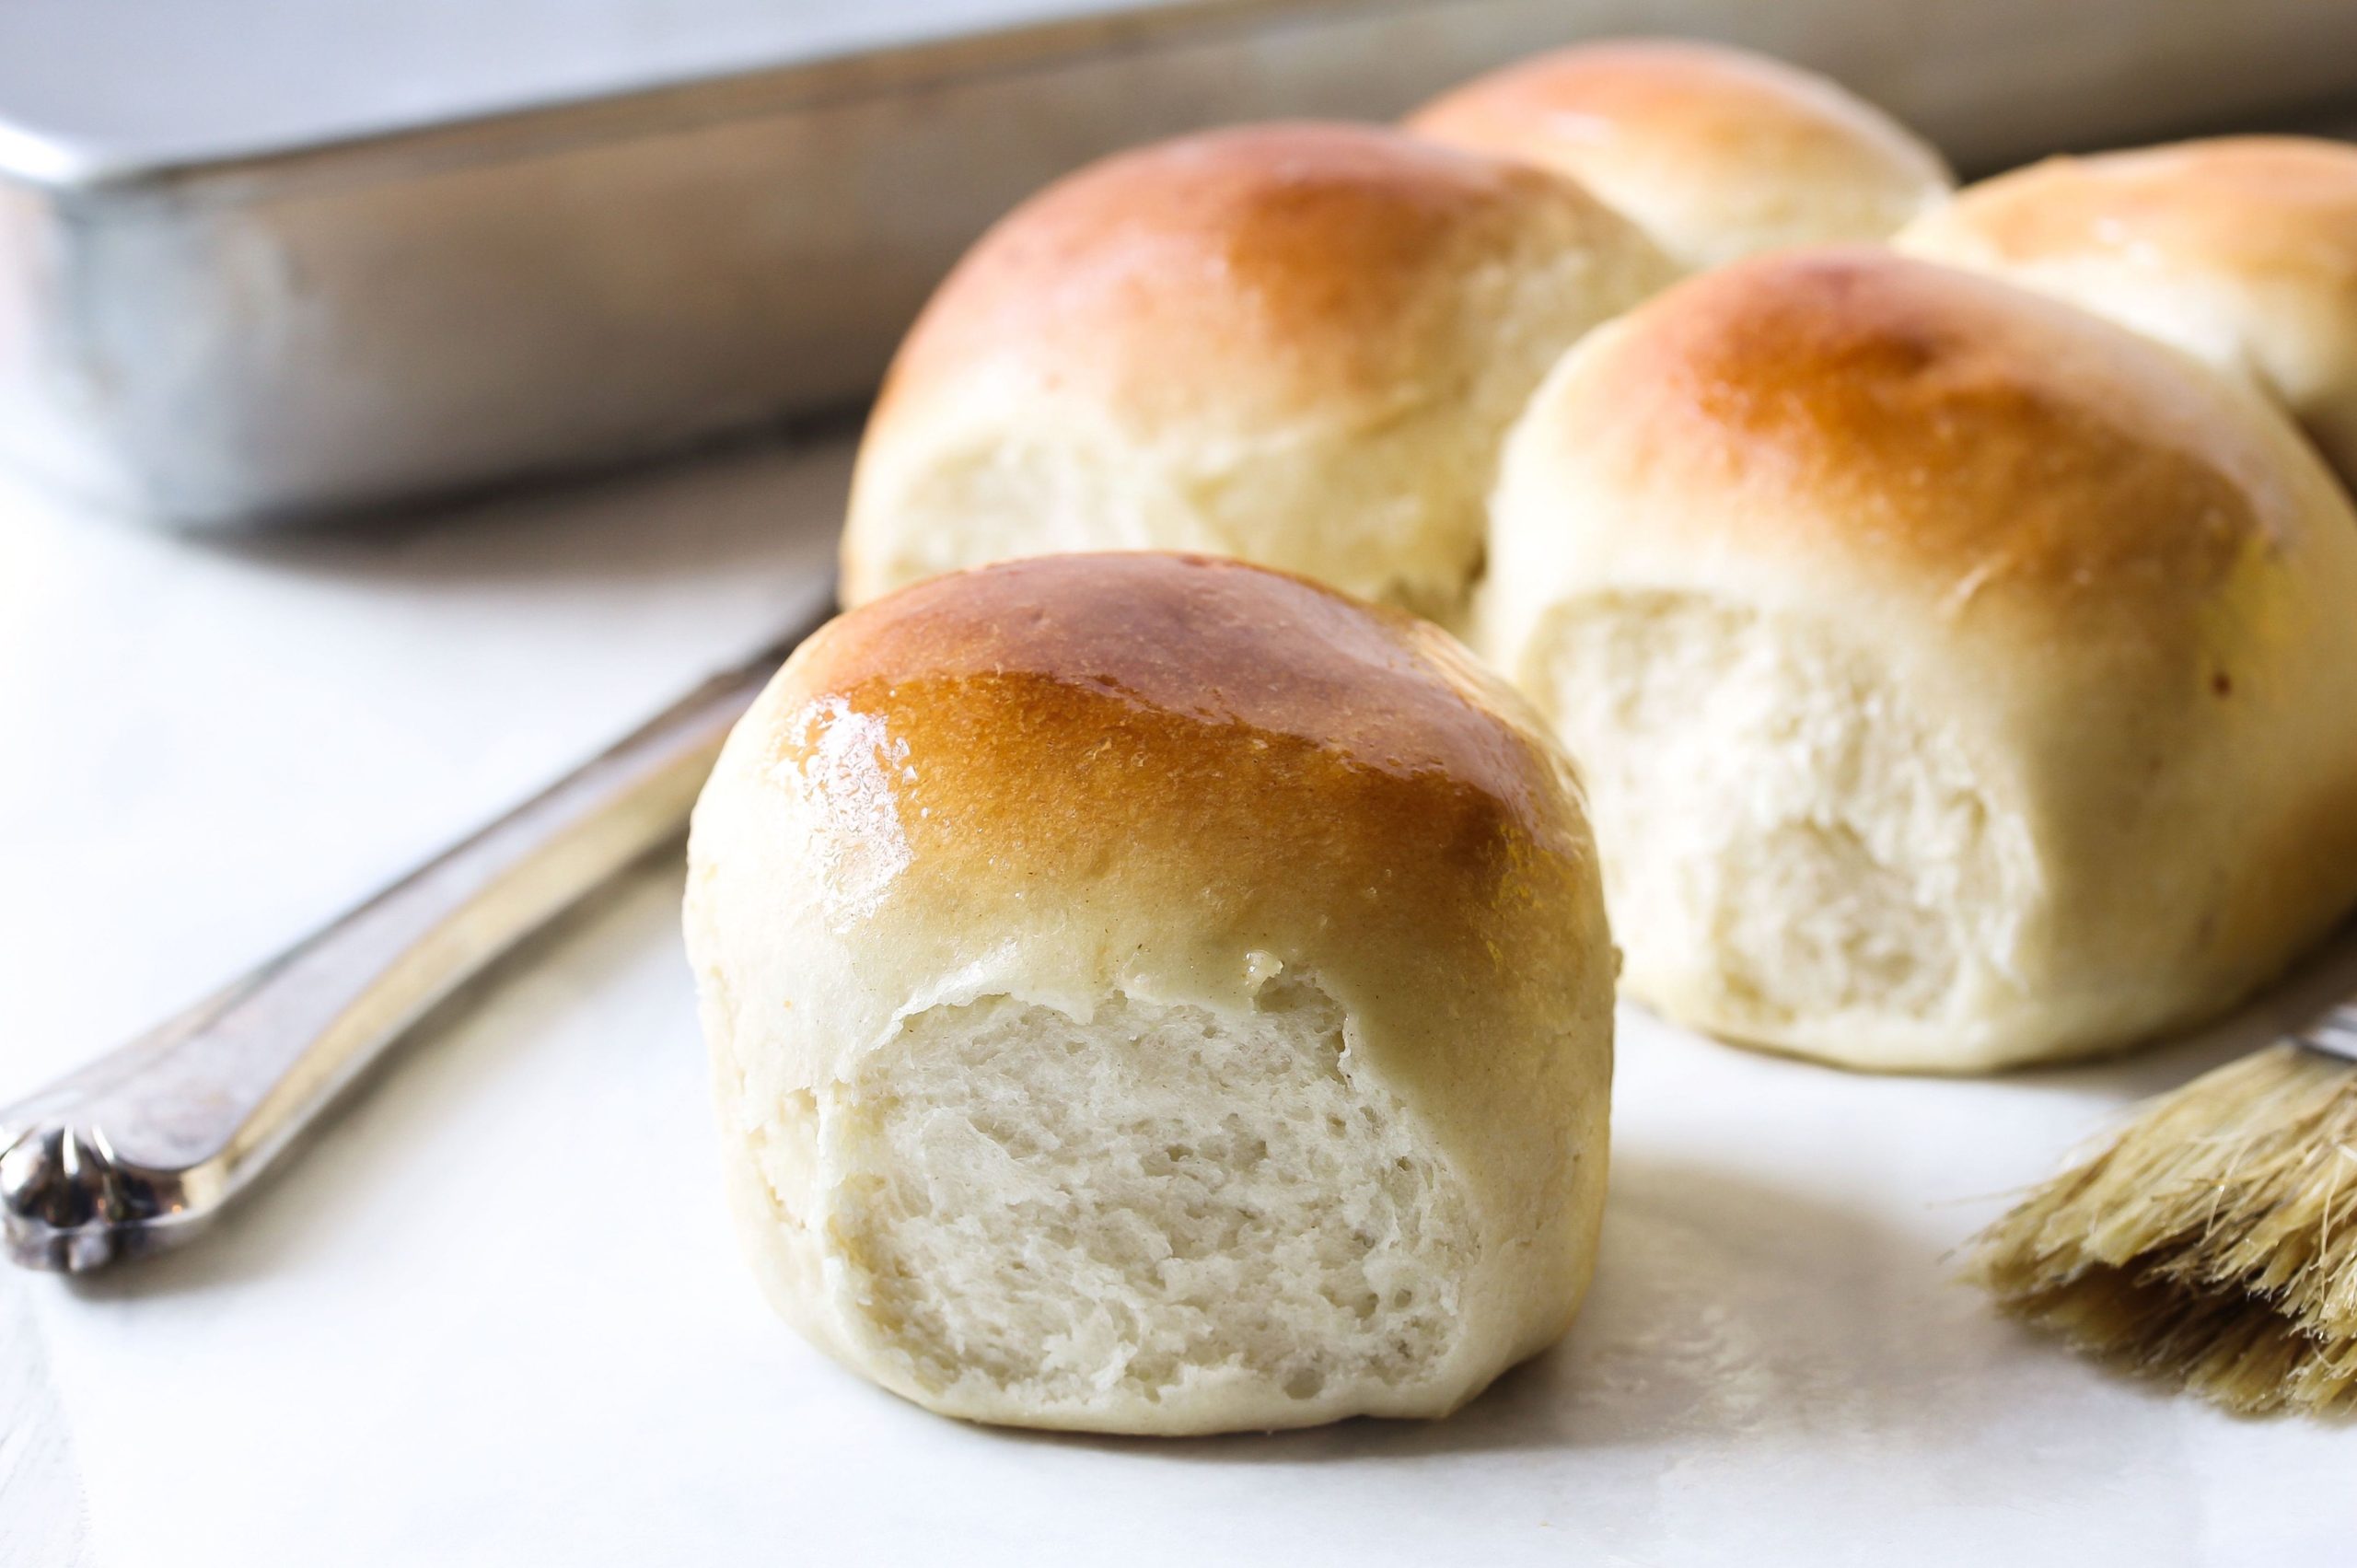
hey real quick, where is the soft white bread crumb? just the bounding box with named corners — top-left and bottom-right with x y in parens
top-left (691, 553), bottom-right (1615, 1431)
top-left (1480, 250), bottom-right (2357, 1072)
top-left (1535, 592), bottom-right (2033, 1063)
top-left (824, 981), bottom-right (1470, 1414)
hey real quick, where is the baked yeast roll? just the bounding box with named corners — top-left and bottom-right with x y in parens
top-left (1407, 39), bottom-right (1951, 271)
top-left (688, 553), bottom-right (1615, 1433)
top-left (1898, 136), bottom-right (2357, 490)
top-left (1481, 249), bottom-right (2357, 1072)
top-left (841, 123), bottom-right (1673, 621)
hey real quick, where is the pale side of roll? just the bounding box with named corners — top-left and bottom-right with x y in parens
top-left (687, 552), bottom-right (1616, 1434)
top-left (1897, 136), bottom-right (2357, 492)
top-left (1480, 248), bottom-right (2357, 1073)
top-left (840, 122), bottom-right (1676, 624)
top-left (1407, 38), bottom-right (1953, 272)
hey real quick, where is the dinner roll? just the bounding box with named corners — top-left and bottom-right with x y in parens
top-left (688, 552), bottom-right (1615, 1434)
top-left (1898, 136), bottom-right (2357, 490)
top-left (840, 123), bottom-right (1674, 621)
top-left (1407, 39), bottom-right (1952, 271)
top-left (1480, 248), bottom-right (2357, 1073)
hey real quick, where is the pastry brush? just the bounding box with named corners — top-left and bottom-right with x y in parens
top-left (1967, 1004), bottom-right (2357, 1414)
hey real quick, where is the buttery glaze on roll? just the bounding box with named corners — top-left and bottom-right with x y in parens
top-left (1480, 248), bottom-right (2357, 1073)
top-left (1898, 135), bottom-right (2357, 492)
top-left (839, 122), bottom-right (1675, 622)
top-left (1408, 38), bottom-right (1952, 271)
top-left (687, 552), bottom-right (1616, 1433)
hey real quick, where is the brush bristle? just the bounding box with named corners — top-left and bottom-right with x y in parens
top-left (1967, 1042), bottom-right (2357, 1414)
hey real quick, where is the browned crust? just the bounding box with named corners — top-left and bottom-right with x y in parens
top-left (776, 552), bottom-right (1596, 987)
top-left (870, 121), bottom-right (1631, 429)
top-left (1525, 248), bottom-right (2303, 618)
top-left (1931, 136), bottom-right (2357, 290)
top-left (1407, 39), bottom-right (1948, 202)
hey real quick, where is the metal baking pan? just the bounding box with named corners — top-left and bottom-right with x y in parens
top-left (4, 0), bottom-right (2356, 529)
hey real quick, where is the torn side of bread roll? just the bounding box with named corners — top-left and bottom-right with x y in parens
top-left (1897, 136), bottom-right (2357, 492)
top-left (840, 122), bottom-right (1676, 624)
top-left (688, 552), bottom-right (1616, 1434)
top-left (1407, 38), bottom-right (1952, 272)
top-left (1480, 248), bottom-right (2357, 1073)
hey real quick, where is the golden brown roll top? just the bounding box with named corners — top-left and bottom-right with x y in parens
top-left (1408, 39), bottom-right (1952, 270)
top-left (842, 122), bottom-right (1675, 621)
top-left (689, 552), bottom-right (1615, 1431)
top-left (782, 553), bottom-right (1594, 935)
top-left (1898, 136), bottom-right (2357, 490)
top-left (1481, 248), bottom-right (2357, 1071)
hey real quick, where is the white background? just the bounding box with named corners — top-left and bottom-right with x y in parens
top-left (4, 428), bottom-right (2355, 1566)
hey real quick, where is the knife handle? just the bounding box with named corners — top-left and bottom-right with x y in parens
top-left (0, 592), bottom-right (829, 1272)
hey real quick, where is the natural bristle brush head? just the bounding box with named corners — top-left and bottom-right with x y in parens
top-left (1968, 1040), bottom-right (2357, 1414)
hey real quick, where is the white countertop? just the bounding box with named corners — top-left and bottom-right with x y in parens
top-left (5, 436), bottom-right (2355, 1567)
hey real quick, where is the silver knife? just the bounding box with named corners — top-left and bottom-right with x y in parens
top-left (0, 583), bottom-right (834, 1272)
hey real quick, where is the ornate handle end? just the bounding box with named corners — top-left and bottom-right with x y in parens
top-left (0, 1121), bottom-right (185, 1272)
